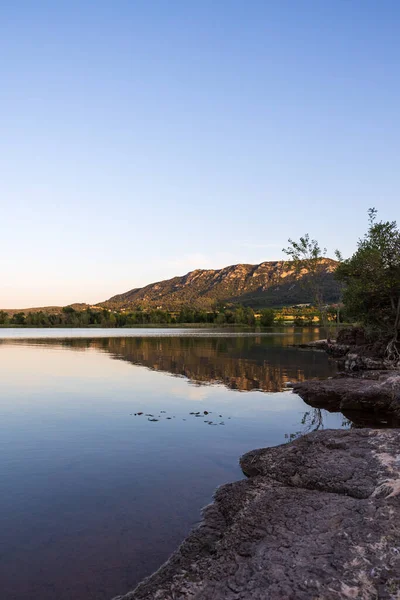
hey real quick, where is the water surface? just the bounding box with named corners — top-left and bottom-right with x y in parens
top-left (0, 329), bottom-right (343, 599)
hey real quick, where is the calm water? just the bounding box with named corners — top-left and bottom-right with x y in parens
top-left (0, 328), bottom-right (343, 600)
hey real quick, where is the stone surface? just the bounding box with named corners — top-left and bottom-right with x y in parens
top-left (344, 352), bottom-right (387, 371)
top-left (294, 339), bottom-right (330, 351)
top-left (112, 429), bottom-right (400, 600)
top-left (294, 372), bottom-right (400, 426)
top-left (296, 328), bottom-right (390, 370)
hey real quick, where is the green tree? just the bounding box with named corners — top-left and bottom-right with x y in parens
top-left (283, 234), bottom-right (331, 328)
top-left (177, 307), bottom-right (195, 323)
top-left (26, 311), bottom-right (51, 327)
top-left (245, 307), bottom-right (256, 326)
top-left (336, 208), bottom-right (400, 362)
top-left (234, 305), bottom-right (246, 324)
top-left (108, 312), bottom-right (117, 327)
top-left (11, 312), bottom-right (26, 325)
top-left (62, 306), bottom-right (77, 326)
top-left (0, 310), bottom-right (9, 325)
top-left (216, 312), bottom-right (226, 324)
top-left (259, 308), bottom-right (275, 326)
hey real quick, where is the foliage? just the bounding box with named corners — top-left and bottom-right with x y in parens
top-left (0, 310), bottom-right (9, 325)
top-left (283, 235), bottom-right (331, 327)
top-left (11, 312), bottom-right (26, 325)
top-left (336, 209), bottom-right (400, 359)
top-left (259, 308), bottom-right (275, 327)
top-left (1, 305), bottom-right (260, 328)
top-left (326, 305), bottom-right (345, 324)
top-left (2, 303), bottom-right (351, 328)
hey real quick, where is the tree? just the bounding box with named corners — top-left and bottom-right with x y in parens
top-left (336, 208), bottom-right (400, 362)
top-left (11, 312), bottom-right (26, 325)
top-left (283, 235), bottom-right (331, 328)
top-left (244, 307), bottom-right (256, 326)
top-left (0, 310), bottom-right (9, 325)
top-left (234, 305), bottom-right (246, 324)
top-left (26, 311), bottom-right (51, 327)
top-left (259, 308), bottom-right (275, 327)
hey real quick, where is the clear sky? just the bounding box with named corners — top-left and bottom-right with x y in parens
top-left (2, 1), bottom-right (399, 308)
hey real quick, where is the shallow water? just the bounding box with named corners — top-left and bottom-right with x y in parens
top-left (0, 329), bottom-right (343, 599)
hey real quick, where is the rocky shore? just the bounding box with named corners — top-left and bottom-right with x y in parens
top-left (294, 327), bottom-right (400, 427)
top-left (113, 428), bottom-right (400, 600)
top-left (294, 371), bottom-right (400, 427)
top-left (113, 330), bottom-right (400, 600)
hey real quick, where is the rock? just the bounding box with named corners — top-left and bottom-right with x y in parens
top-left (294, 372), bottom-right (400, 426)
top-left (293, 339), bottom-right (330, 351)
top-left (326, 342), bottom-right (350, 358)
top-left (345, 352), bottom-right (387, 371)
top-left (337, 326), bottom-right (368, 346)
top-left (283, 381), bottom-right (294, 388)
top-left (111, 429), bottom-right (400, 600)
top-left (299, 328), bottom-right (392, 372)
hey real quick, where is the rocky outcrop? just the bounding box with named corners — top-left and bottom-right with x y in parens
top-left (297, 326), bottom-right (396, 372)
top-left (342, 352), bottom-right (387, 371)
top-left (294, 372), bottom-right (400, 426)
top-left (112, 429), bottom-right (400, 600)
top-left (296, 329), bottom-right (389, 370)
top-left (101, 259), bottom-right (340, 310)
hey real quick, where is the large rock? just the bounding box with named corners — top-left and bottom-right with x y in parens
top-left (297, 328), bottom-right (389, 370)
top-left (112, 429), bottom-right (400, 600)
top-left (294, 372), bottom-right (400, 426)
top-left (343, 353), bottom-right (388, 371)
top-left (336, 327), bottom-right (368, 346)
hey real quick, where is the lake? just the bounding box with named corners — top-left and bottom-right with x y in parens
top-left (0, 328), bottom-right (343, 600)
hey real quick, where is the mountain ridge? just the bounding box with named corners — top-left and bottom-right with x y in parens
top-left (100, 258), bottom-right (340, 310)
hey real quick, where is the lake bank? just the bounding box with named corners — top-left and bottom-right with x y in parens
top-left (112, 333), bottom-right (400, 599)
top-left (113, 427), bottom-right (400, 600)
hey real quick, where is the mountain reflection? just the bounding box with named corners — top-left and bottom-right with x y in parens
top-left (3, 334), bottom-right (336, 392)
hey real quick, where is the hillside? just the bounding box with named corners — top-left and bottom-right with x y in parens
top-left (3, 304), bottom-right (89, 316)
top-left (101, 259), bottom-right (340, 310)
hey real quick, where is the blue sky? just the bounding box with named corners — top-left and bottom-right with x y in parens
top-left (2, 1), bottom-right (399, 307)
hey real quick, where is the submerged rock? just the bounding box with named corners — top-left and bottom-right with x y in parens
top-left (112, 429), bottom-right (400, 600)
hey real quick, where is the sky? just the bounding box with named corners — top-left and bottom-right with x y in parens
top-left (1, 1), bottom-right (400, 308)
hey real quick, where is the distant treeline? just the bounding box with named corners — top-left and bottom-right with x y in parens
top-left (0, 305), bottom-right (345, 328)
top-left (0, 306), bottom-right (277, 327)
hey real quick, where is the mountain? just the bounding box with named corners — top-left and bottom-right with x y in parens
top-left (101, 259), bottom-right (340, 311)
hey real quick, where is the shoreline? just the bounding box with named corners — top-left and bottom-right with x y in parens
top-left (112, 427), bottom-right (400, 600)
top-left (112, 333), bottom-right (400, 599)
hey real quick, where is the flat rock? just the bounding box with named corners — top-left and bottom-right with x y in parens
top-left (293, 339), bottom-right (330, 350)
top-left (112, 429), bottom-right (400, 600)
top-left (294, 372), bottom-right (400, 426)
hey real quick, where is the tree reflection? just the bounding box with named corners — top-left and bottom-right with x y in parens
top-left (2, 335), bottom-right (337, 393)
top-left (285, 408), bottom-right (352, 442)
